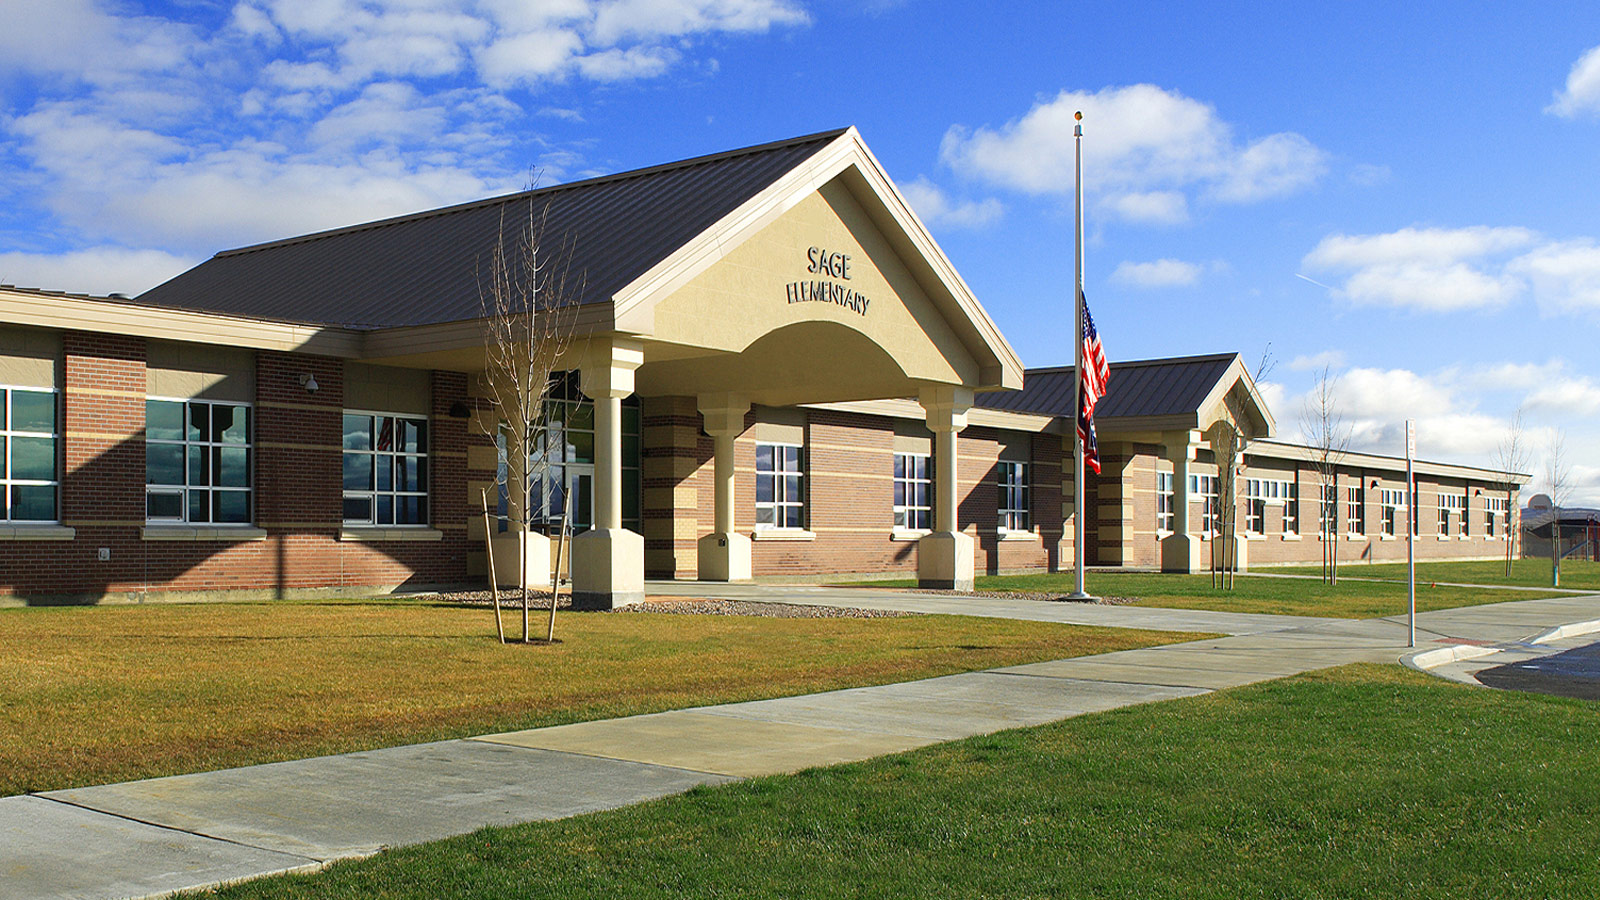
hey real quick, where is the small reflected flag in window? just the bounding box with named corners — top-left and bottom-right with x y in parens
top-left (1078, 294), bottom-right (1109, 475)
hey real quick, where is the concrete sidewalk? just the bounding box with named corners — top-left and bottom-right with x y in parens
top-left (5, 589), bottom-right (1597, 900)
top-left (644, 580), bottom-right (1343, 634)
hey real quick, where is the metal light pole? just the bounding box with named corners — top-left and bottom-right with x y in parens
top-left (1406, 419), bottom-right (1416, 648)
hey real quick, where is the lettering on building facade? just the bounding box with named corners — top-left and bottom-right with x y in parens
top-left (787, 246), bottom-right (871, 316)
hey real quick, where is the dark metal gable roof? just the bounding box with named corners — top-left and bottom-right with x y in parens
top-left (977, 353), bottom-right (1239, 420)
top-left (134, 129), bottom-right (849, 328)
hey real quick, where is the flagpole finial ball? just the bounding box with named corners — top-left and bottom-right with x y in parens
top-left (1074, 110), bottom-right (1082, 120)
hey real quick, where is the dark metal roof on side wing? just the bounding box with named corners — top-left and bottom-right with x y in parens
top-left (977, 353), bottom-right (1240, 420)
top-left (133, 129), bottom-right (850, 328)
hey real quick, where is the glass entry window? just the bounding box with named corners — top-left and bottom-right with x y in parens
top-left (146, 399), bottom-right (252, 524)
top-left (526, 373), bottom-right (641, 534)
top-left (343, 412), bottom-right (428, 525)
top-left (1, 387), bottom-right (58, 522)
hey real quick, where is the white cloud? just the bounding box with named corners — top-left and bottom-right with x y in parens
top-left (1288, 350), bottom-right (1346, 372)
top-left (0, 247), bottom-right (197, 296)
top-left (940, 84), bottom-right (1326, 222)
top-left (1304, 226), bottom-right (1600, 316)
top-left (1524, 374), bottom-right (1600, 418)
top-left (1109, 258), bottom-right (1200, 288)
top-left (1348, 163), bottom-right (1392, 187)
top-left (900, 178), bottom-right (1003, 229)
top-left (1101, 190), bottom-right (1188, 225)
top-left (588, 0), bottom-right (809, 46)
top-left (476, 29), bottom-right (585, 87)
top-left (1505, 239), bottom-right (1600, 314)
top-left (1547, 44), bottom-right (1600, 118)
top-left (574, 45), bottom-right (681, 81)
top-left (307, 82), bottom-right (450, 149)
top-left (1302, 226), bottom-right (1536, 311)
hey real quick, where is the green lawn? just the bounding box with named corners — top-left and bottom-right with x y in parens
top-left (1268, 556), bottom-right (1600, 591)
top-left (215, 664), bottom-right (1600, 899)
top-left (852, 571), bottom-right (1563, 618)
top-left (0, 599), bottom-right (1190, 797)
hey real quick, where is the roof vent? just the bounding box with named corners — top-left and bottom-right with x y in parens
top-left (108, 292), bottom-right (130, 300)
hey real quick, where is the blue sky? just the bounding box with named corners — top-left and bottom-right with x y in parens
top-left (2, 0), bottom-right (1598, 503)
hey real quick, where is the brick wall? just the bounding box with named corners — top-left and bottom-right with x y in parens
top-left (1, 332), bottom-right (476, 601)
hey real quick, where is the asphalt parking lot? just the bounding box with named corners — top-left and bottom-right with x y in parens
top-left (1477, 640), bottom-right (1600, 701)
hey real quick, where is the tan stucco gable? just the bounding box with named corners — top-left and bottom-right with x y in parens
top-left (611, 128), bottom-right (1022, 394)
top-left (643, 182), bottom-right (974, 387)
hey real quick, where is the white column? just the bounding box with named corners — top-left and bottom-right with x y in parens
top-left (697, 394), bottom-right (751, 581)
top-left (1161, 430), bottom-right (1202, 573)
top-left (571, 338), bottom-right (645, 609)
top-left (917, 385), bottom-right (974, 591)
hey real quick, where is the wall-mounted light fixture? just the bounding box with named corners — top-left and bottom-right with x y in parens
top-left (299, 373), bottom-right (319, 394)
top-left (1370, 478), bottom-right (1380, 488)
top-left (449, 400), bottom-right (472, 419)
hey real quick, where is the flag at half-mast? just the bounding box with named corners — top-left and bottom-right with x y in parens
top-left (1077, 292), bottom-right (1109, 475)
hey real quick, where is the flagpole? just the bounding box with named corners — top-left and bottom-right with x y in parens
top-left (1070, 110), bottom-right (1091, 601)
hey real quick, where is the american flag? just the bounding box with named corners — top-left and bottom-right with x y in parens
top-left (1077, 294), bottom-right (1110, 475)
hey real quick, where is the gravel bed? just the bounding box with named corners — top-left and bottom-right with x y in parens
top-left (883, 587), bottom-right (1139, 605)
top-left (416, 590), bottom-right (911, 618)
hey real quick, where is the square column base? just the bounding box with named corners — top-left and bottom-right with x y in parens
top-left (697, 532), bottom-right (752, 582)
top-left (1161, 533), bottom-right (1202, 574)
top-left (491, 531), bottom-right (552, 588)
top-left (571, 527), bottom-right (645, 610)
top-left (918, 530), bottom-right (975, 592)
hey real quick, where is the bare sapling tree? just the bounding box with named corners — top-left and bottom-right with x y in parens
top-left (1208, 418), bottom-right (1242, 590)
top-left (1547, 429), bottom-right (1570, 588)
top-left (478, 200), bottom-right (583, 643)
top-left (1492, 409), bottom-right (1529, 578)
top-left (1299, 366), bottom-right (1350, 585)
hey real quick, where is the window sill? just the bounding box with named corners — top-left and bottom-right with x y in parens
top-left (142, 525), bottom-right (268, 542)
top-left (998, 530), bottom-right (1040, 542)
top-left (1379, 535), bottom-right (1397, 542)
top-left (1156, 529), bottom-right (1174, 540)
top-left (0, 524), bottom-right (75, 541)
top-left (1435, 536), bottom-right (1453, 542)
top-left (1281, 534), bottom-right (1302, 542)
top-left (1244, 533), bottom-right (1266, 541)
top-left (1346, 534), bottom-right (1369, 542)
top-left (752, 528), bottom-right (815, 542)
top-left (891, 528), bottom-right (930, 542)
top-left (340, 527), bottom-right (443, 543)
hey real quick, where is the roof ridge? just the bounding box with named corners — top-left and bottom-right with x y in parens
top-left (1026, 351), bottom-right (1240, 374)
top-left (214, 128), bottom-right (852, 260)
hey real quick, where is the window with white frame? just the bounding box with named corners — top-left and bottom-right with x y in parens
top-left (1438, 492), bottom-right (1461, 537)
top-left (894, 452), bottom-right (931, 531)
top-left (998, 461), bottom-right (1030, 532)
top-left (1486, 496), bottom-right (1506, 536)
top-left (1318, 483), bottom-right (1337, 536)
top-left (1346, 485), bottom-right (1365, 534)
top-left (1460, 492), bottom-right (1470, 536)
top-left (1381, 488), bottom-right (1406, 537)
top-left (1190, 474), bottom-right (1218, 535)
top-left (2, 386), bottom-right (58, 523)
top-left (343, 413), bottom-right (428, 526)
top-left (1283, 482), bottom-right (1299, 535)
top-left (756, 443), bottom-right (804, 529)
top-left (1157, 471), bottom-right (1174, 533)
top-left (1245, 478), bottom-right (1293, 535)
top-left (146, 399), bottom-right (252, 524)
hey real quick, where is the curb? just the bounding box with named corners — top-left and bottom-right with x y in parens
top-left (1528, 618), bottom-right (1600, 645)
top-left (1405, 617), bottom-right (1600, 674)
top-left (1403, 644), bottom-right (1500, 672)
